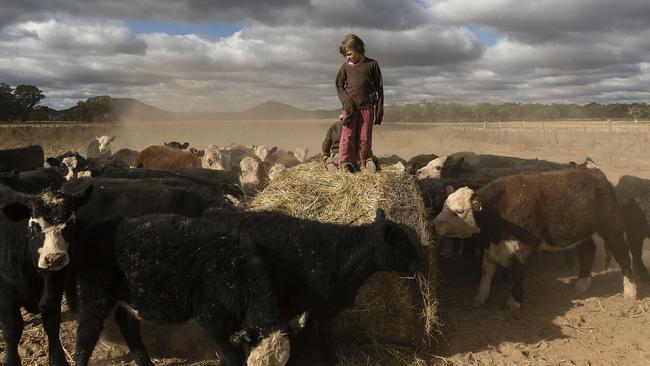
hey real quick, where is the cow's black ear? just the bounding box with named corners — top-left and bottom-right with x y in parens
top-left (72, 185), bottom-right (94, 209)
top-left (46, 157), bottom-right (61, 168)
top-left (2, 203), bottom-right (31, 222)
top-left (270, 146), bottom-right (278, 154)
top-left (181, 142), bottom-right (189, 150)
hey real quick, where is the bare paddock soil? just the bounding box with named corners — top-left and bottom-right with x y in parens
top-left (2, 119), bottom-right (650, 365)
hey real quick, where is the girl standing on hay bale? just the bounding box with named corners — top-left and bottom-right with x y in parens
top-left (336, 34), bottom-right (384, 173)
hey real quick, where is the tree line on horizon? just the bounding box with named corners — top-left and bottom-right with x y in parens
top-left (1, 81), bottom-right (648, 123)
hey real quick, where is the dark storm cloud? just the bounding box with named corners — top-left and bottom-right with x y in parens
top-left (430, 0), bottom-right (650, 43)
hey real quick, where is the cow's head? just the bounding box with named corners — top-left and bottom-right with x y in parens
top-left (164, 141), bottom-right (190, 150)
top-left (253, 145), bottom-right (278, 162)
top-left (238, 156), bottom-right (268, 194)
top-left (432, 187), bottom-right (481, 238)
top-left (268, 164), bottom-right (287, 180)
top-left (202, 145), bottom-right (231, 170)
top-left (373, 209), bottom-right (423, 274)
top-left (46, 152), bottom-right (88, 181)
top-left (291, 148), bottom-right (309, 164)
top-left (1, 186), bottom-right (93, 270)
top-left (416, 156), bottom-right (447, 179)
top-left (96, 135), bottom-right (116, 153)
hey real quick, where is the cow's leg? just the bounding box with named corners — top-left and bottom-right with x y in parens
top-left (74, 284), bottom-right (114, 366)
top-left (627, 231), bottom-right (650, 282)
top-left (40, 270), bottom-right (69, 366)
top-left (508, 257), bottom-right (527, 311)
top-left (473, 243), bottom-right (500, 307)
top-left (600, 232), bottom-right (637, 299)
top-left (113, 306), bottom-right (154, 366)
top-left (0, 302), bottom-right (24, 366)
top-left (240, 256), bottom-right (295, 364)
top-left (575, 238), bottom-right (596, 294)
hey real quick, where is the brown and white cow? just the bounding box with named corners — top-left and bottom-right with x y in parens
top-left (135, 145), bottom-right (201, 170)
top-left (432, 168), bottom-right (637, 310)
top-left (201, 145), bottom-right (231, 170)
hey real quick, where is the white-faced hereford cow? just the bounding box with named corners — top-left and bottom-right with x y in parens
top-left (433, 168), bottom-right (637, 310)
top-left (0, 185), bottom-right (92, 366)
top-left (135, 145), bottom-right (202, 170)
top-left (87, 136), bottom-right (115, 159)
top-left (0, 145), bottom-right (45, 173)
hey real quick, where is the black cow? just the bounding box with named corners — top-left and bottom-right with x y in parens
top-left (433, 168), bottom-right (637, 310)
top-left (406, 153), bottom-right (439, 175)
top-left (0, 185), bottom-right (92, 366)
top-left (112, 148), bottom-right (139, 167)
top-left (202, 208), bottom-right (423, 363)
top-left (616, 175), bottom-right (650, 282)
top-left (416, 152), bottom-right (574, 180)
top-left (0, 145), bottom-right (44, 173)
top-left (47, 152), bottom-right (129, 180)
top-left (73, 214), bottom-right (293, 366)
top-left (63, 177), bottom-right (236, 221)
top-left (0, 168), bottom-right (64, 194)
top-left (90, 167), bottom-right (244, 205)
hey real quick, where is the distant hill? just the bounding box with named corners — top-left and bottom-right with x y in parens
top-left (26, 98), bottom-right (337, 122)
top-left (187, 101), bottom-right (338, 120)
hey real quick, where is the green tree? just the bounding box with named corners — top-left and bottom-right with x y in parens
top-left (13, 84), bottom-right (45, 121)
top-left (75, 95), bottom-right (113, 122)
top-left (0, 82), bottom-right (19, 121)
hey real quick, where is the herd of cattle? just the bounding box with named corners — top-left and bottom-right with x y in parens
top-left (1, 135), bottom-right (650, 365)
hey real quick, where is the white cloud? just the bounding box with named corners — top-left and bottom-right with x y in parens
top-left (0, 0), bottom-right (649, 111)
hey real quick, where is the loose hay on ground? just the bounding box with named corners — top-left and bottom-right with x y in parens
top-left (251, 162), bottom-right (438, 359)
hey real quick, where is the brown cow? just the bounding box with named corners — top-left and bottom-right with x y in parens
top-left (135, 145), bottom-right (201, 170)
top-left (433, 167), bottom-right (637, 310)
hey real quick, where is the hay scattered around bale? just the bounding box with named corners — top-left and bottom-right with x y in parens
top-left (251, 162), bottom-right (439, 349)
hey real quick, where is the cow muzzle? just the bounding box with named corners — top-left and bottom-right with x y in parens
top-left (42, 252), bottom-right (69, 270)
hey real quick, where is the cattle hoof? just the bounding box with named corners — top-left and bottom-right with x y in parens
top-left (575, 277), bottom-right (592, 294)
top-left (506, 298), bottom-right (521, 312)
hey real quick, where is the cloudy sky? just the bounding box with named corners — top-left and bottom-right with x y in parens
top-left (0, 0), bottom-right (649, 112)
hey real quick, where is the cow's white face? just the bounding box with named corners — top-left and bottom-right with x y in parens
top-left (253, 145), bottom-right (276, 162)
top-left (202, 145), bottom-right (230, 170)
top-left (292, 148), bottom-right (308, 164)
top-left (239, 157), bottom-right (262, 187)
top-left (62, 156), bottom-right (78, 180)
top-left (97, 135), bottom-right (115, 153)
top-left (29, 215), bottom-right (73, 270)
top-left (433, 187), bottom-right (481, 238)
top-left (416, 156), bottom-right (447, 179)
top-left (268, 164), bottom-right (286, 180)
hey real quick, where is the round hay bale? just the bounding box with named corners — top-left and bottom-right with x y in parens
top-left (250, 162), bottom-right (437, 348)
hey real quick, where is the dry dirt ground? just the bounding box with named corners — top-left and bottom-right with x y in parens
top-left (1, 120), bottom-right (650, 365)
